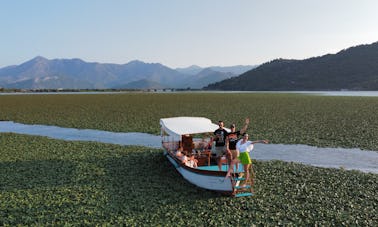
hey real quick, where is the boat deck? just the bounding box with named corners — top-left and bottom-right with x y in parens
top-left (197, 164), bottom-right (245, 172)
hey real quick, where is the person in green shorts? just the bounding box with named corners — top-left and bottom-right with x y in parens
top-left (235, 133), bottom-right (268, 186)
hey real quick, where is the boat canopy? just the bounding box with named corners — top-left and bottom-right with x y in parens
top-left (160, 117), bottom-right (220, 140)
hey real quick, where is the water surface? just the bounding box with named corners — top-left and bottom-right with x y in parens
top-left (1, 121), bottom-right (377, 174)
top-left (2, 91), bottom-right (378, 96)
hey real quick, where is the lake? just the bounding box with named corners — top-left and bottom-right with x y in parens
top-left (1, 91), bottom-right (378, 96)
top-left (1, 121), bottom-right (377, 174)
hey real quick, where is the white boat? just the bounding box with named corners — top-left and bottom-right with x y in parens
top-left (160, 117), bottom-right (254, 197)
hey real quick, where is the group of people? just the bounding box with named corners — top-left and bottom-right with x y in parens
top-left (213, 118), bottom-right (268, 185)
top-left (173, 117), bottom-right (268, 184)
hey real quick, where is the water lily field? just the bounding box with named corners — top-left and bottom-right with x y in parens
top-left (0, 93), bottom-right (377, 225)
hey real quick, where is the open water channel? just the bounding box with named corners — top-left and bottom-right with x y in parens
top-left (1, 121), bottom-right (377, 174)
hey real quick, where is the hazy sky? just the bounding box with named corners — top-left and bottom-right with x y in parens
top-left (1, 0), bottom-right (378, 68)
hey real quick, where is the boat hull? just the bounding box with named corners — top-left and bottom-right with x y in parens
top-left (165, 151), bottom-right (233, 193)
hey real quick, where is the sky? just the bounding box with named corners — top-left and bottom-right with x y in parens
top-left (1, 0), bottom-right (378, 68)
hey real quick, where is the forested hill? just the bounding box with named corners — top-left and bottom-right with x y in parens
top-left (205, 41), bottom-right (378, 91)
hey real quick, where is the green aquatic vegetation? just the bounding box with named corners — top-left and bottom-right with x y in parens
top-left (0, 134), bottom-right (377, 225)
top-left (1, 93), bottom-right (378, 150)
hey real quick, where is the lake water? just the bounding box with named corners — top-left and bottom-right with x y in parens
top-left (1, 91), bottom-right (378, 96)
top-left (1, 121), bottom-right (377, 174)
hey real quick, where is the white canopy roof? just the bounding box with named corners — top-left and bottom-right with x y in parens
top-left (160, 117), bottom-right (221, 139)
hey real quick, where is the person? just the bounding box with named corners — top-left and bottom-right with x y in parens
top-left (227, 133), bottom-right (268, 187)
top-left (176, 150), bottom-right (198, 168)
top-left (175, 150), bottom-right (185, 161)
top-left (175, 146), bottom-right (198, 168)
top-left (226, 118), bottom-right (249, 172)
top-left (213, 120), bottom-right (230, 171)
top-left (186, 154), bottom-right (198, 168)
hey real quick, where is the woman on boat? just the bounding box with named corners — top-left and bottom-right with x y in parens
top-left (226, 118), bottom-right (249, 172)
top-left (228, 133), bottom-right (268, 186)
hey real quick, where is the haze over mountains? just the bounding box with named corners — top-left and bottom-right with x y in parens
top-left (205, 41), bottom-right (378, 91)
top-left (0, 57), bottom-right (255, 90)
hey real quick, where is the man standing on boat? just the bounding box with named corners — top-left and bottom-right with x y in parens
top-left (213, 120), bottom-right (230, 171)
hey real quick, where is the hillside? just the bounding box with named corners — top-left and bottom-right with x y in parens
top-left (0, 57), bottom-right (255, 90)
top-left (175, 65), bottom-right (256, 75)
top-left (205, 41), bottom-right (378, 91)
top-left (184, 68), bottom-right (235, 89)
top-left (0, 57), bottom-right (189, 89)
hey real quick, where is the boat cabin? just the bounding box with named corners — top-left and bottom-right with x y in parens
top-left (161, 117), bottom-right (220, 167)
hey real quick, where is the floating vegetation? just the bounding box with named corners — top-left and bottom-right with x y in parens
top-left (0, 133), bottom-right (377, 225)
top-left (1, 93), bottom-right (378, 150)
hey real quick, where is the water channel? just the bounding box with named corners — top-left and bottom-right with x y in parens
top-left (1, 121), bottom-right (377, 174)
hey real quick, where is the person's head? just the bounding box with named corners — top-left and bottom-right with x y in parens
top-left (218, 120), bottom-right (224, 128)
top-left (242, 133), bottom-right (249, 141)
top-left (230, 123), bottom-right (236, 132)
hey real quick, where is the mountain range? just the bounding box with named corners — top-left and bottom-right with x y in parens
top-left (3, 41), bottom-right (377, 91)
top-left (205, 41), bottom-right (378, 91)
top-left (0, 57), bottom-right (255, 90)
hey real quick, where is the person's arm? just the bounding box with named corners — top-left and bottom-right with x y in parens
top-left (240, 118), bottom-right (250, 134)
top-left (252, 140), bottom-right (269, 144)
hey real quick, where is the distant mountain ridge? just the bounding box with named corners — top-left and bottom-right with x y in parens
top-left (175, 65), bottom-right (256, 75)
top-left (0, 57), bottom-right (253, 89)
top-left (205, 41), bottom-right (378, 91)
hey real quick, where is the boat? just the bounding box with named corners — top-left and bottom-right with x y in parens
top-left (160, 116), bottom-right (254, 197)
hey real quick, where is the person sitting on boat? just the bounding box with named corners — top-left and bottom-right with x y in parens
top-left (185, 154), bottom-right (198, 168)
top-left (175, 149), bottom-right (185, 160)
top-left (227, 133), bottom-right (268, 187)
top-left (175, 150), bottom-right (198, 168)
top-left (226, 118), bottom-right (250, 173)
top-left (213, 120), bottom-right (230, 171)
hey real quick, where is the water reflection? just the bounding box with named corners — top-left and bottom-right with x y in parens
top-left (1, 121), bottom-right (377, 174)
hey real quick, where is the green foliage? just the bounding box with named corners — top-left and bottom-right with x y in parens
top-left (205, 42), bottom-right (378, 90)
top-left (1, 93), bottom-right (378, 150)
top-left (0, 134), bottom-right (377, 226)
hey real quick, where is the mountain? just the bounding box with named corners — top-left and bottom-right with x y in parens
top-left (176, 65), bottom-right (256, 75)
top-left (175, 65), bottom-right (203, 75)
top-left (208, 65), bottom-right (257, 75)
top-left (0, 56), bottom-right (115, 89)
top-left (0, 57), bottom-right (243, 89)
top-left (185, 68), bottom-right (235, 89)
top-left (0, 57), bottom-right (188, 89)
top-left (5, 75), bottom-right (94, 89)
top-left (174, 65), bottom-right (256, 89)
top-left (205, 41), bottom-right (378, 91)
